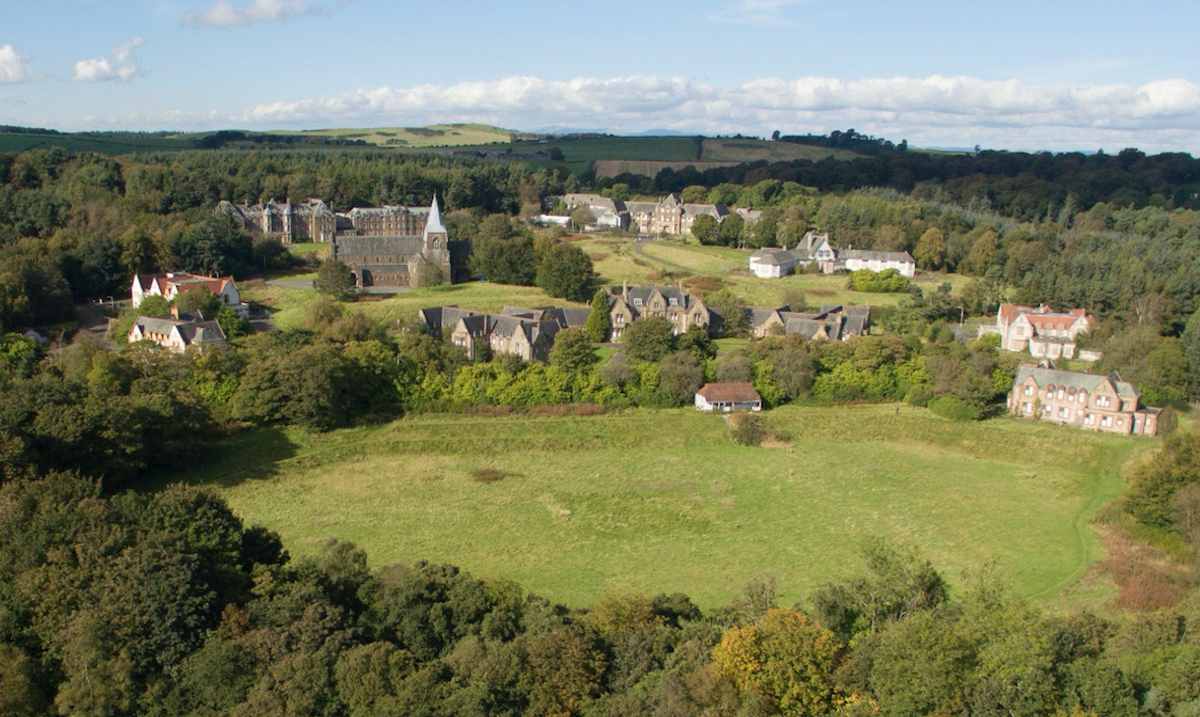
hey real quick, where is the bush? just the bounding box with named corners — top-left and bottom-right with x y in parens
top-left (849, 268), bottom-right (910, 293)
top-left (905, 384), bottom-right (934, 407)
top-left (729, 412), bottom-right (766, 446)
top-left (927, 395), bottom-right (983, 421)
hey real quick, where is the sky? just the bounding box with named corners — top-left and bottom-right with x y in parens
top-left (3, 0), bottom-right (1200, 153)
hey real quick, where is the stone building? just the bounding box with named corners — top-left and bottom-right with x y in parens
top-left (1008, 366), bottom-right (1160, 436)
top-left (417, 305), bottom-right (566, 363)
top-left (217, 198), bottom-right (337, 243)
top-left (331, 196), bottom-right (468, 288)
top-left (603, 283), bottom-right (711, 340)
top-left (127, 310), bottom-right (226, 354)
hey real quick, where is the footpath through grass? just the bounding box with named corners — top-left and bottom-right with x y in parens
top-left (168, 404), bottom-right (1149, 610)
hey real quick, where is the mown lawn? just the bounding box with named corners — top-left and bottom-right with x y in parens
top-left (575, 235), bottom-right (969, 310)
top-left (240, 279), bottom-right (587, 331)
top-left (166, 404), bottom-right (1149, 610)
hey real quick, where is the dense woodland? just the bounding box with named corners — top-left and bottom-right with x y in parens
top-left (2, 144), bottom-right (1200, 714)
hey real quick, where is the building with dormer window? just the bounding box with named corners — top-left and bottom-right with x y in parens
top-left (1007, 366), bottom-right (1159, 435)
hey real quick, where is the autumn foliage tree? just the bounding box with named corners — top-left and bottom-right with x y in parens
top-left (712, 608), bottom-right (842, 717)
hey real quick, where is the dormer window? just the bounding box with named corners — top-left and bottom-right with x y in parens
top-left (670, 298), bottom-right (679, 306)
top-left (633, 298), bottom-right (643, 306)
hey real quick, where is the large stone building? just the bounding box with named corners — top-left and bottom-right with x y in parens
top-left (331, 196), bottom-right (469, 288)
top-left (991, 304), bottom-right (1095, 360)
top-left (218, 197), bottom-right (434, 243)
top-left (748, 304), bottom-right (870, 340)
top-left (1008, 366), bottom-right (1160, 436)
top-left (560, 193), bottom-right (729, 235)
top-left (417, 305), bottom-right (586, 362)
top-left (603, 283), bottom-right (711, 340)
top-left (217, 198), bottom-right (337, 243)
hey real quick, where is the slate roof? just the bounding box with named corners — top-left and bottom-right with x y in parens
top-left (334, 236), bottom-right (424, 255)
top-left (1013, 366), bottom-right (1142, 402)
top-left (133, 315), bottom-right (226, 347)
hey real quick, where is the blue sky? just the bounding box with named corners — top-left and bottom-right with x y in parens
top-left (4, 0), bottom-right (1200, 152)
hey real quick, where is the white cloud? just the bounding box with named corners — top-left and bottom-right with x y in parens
top-left (228, 74), bottom-right (1200, 153)
top-left (710, 0), bottom-right (807, 25)
top-left (72, 38), bottom-right (144, 82)
top-left (0, 44), bottom-right (33, 85)
top-left (182, 0), bottom-right (328, 27)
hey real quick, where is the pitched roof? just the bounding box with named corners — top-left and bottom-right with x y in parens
top-left (696, 382), bottom-right (761, 403)
top-left (1013, 366), bottom-right (1142, 402)
top-left (424, 194), bottom-right (446, 237)
top-left (335, 235), bottom-right (424, 256)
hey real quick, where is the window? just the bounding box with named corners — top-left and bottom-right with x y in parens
top-left (1023, 402), bottom-right (1032, 414)
top-left (1097, 395), bottom-right (1111, 407)
top-left (1101, 416), bottom-right (1112, 427)
top-left (670, 298), bottom-right (679, 306)
top-left (1057, 389), bottom-right (1064, 400)
top-left (1024, 385), bottom-right (1034, 396)
top-left (633, 298), bottom-right (643, 306)
top-left (615, 315), bottom-right (624, 324)
top-left (1084, 414), bottom-right (1094, 425)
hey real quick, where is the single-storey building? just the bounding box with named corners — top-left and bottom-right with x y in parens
top-left (695, 383), bottom-right (763, 412)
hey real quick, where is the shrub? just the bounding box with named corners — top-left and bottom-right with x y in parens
top-left (927, 395), bottom-right (983, 421)
top-left (905, 384), bottom-right (934, 407)
top-left (849, 268), bottom-right (910, 293)
top-left (729, 412), bottom-right (766, 446)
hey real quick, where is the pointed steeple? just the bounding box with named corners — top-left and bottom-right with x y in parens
top-left (424, 194), bottom-right (446, 240)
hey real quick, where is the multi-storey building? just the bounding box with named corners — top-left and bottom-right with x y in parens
top-left (331, 197), bottom-right (469, 288)
top-left (217, 198), bottom-right (337, 243)
top-left (1007, 366), bottom-right (1160, 435)
top-left (994, 304), bottom-right (1095, 360)
top-left (603, 283), bottom-right (711, 340)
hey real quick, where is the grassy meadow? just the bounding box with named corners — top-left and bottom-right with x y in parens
top-left (574, 234), bottom-right (968, 309)
top-left (271, 124), bottom-right (515, 148)
top-left (168, 404), bottom-right (1150, 611)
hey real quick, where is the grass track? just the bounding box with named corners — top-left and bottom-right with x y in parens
top-left (166, 404), bottom-right (1151, 610)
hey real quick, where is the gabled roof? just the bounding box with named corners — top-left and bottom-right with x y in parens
top-left (1013, 366), bottom-right (1142, 403)
top-left (696, 382), bottom-right (761, 403)
top-left (335, 236), bottom-right (424, 256)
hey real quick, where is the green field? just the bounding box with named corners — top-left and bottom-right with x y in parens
top-left (241, 279), bottom-right (587, 331)
top-left (574, 235), bottom-right (968, 309)
top-left (166, 404), bottom-right (1149, 610)
top-left (271, 124), bottom-right (515, 148)
top-left (0, 130), bottom-right (195, 154)
top-left (408, 135), bottom-right (861, 175)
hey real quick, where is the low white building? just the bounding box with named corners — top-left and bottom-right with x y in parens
top-left (695, 383), bottom-right (763, 412)
top-left (837, 249), bottom-right (917, 278)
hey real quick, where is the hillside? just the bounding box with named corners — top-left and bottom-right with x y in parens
top-left (269, 123), bottom-right (518, 147)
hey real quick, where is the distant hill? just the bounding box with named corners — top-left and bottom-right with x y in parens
top-left (409, 134), bottom-right (864, 176)
top-left (0, 123), bottom-right (521, 155)
top-left (269, 123), bottom-right (520, 148)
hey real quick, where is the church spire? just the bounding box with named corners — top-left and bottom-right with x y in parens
top-left (424, 193), bottom-right (446, 239)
